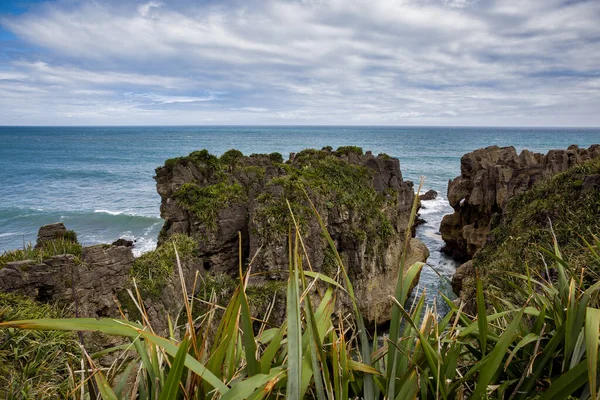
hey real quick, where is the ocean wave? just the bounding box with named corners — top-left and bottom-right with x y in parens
top-left (0, 232), bottom-right (17, 238)
top-left (418, 196), bottom-right (450, 216)
top-left (94, 209), bottom-right (124, 216)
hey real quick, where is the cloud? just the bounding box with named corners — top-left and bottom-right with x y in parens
top-left (0, 0), bottom-right (599, 125)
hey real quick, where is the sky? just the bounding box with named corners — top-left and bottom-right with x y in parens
top-left (0, 0), bottom-right (599, 126)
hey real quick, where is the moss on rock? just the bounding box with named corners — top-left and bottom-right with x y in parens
top-left (173, 181), bottom-right (247, 231)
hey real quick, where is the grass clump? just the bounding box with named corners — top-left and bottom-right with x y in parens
top-left (172, 182), bottom-right (247, 231)
top-left (0, 292), bottom-right (79, 399)
top-left (0, 239), bottom-right (82, 269)
top-left (129, 234), bottom-right (197, 297)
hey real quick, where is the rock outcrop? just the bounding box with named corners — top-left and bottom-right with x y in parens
top-left (419, 190), bottom-right (438, 201)
top-left (35, 222), bottom-right (76, 249)
top-left (0, 245), bottom-right (133, 317)
top-left (155, 147), bottom-right (428, 324)
top-left (448, 149), bottom-right (600, 312)
top-left (441, 144), bottom-right (600, 261)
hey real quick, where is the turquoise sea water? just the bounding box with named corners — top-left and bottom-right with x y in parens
top-left (1, 126), bottom-right (599, 306)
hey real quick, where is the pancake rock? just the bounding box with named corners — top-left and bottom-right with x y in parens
top-left (155, 147), bottom-right (429, 324)
top-left (441, 144), bottom-right (600, 261)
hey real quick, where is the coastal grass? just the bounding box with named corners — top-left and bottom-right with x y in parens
top-left (129, 233), bottom-right (197, 297)
top-left (0, 238), bottom-right (83, 269)
top-left (0, 292), bottom-right (80, 399)
top-left (1, 186), bottom-right (600, 398)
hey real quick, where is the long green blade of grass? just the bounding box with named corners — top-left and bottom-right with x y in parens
top-left (159, 337), bottom-right (190, 400)
top-left (476, 272), bottom-right (488, 357)
top-left (221, 367), bottom-right (286, 400)
top-left (538, 359), bottom-right (589, 400)
top-left (386, 178), bottom-right (423, 399)
top-left (586, 307), bottom-right (600, 400)
top-left (286, 229), bottom-right (302, 400)
top-left (470, 306), bottom-right (525, 399)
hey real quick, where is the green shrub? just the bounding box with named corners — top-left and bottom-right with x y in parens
top-left (334, 145), bottom-right (363, 156)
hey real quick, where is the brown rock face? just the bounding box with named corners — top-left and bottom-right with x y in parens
top-left (0, 244), bottom-right (134, 319)
top-left (155, 147), bottom-right (428, 324)
top-left (440, 144), bottom-right (600, 261)
top-left (35, 222), bottom-right (69, 248)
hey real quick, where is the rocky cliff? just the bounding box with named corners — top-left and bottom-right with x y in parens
top-left (440, 144), bottom-right (600, 261)
top-left (155, 146), bottom-right (428, 324)
top-left (450, 152), bottom-right (600, 311)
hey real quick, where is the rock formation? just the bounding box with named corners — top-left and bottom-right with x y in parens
top-left (441, 144), bottom-right (600, 261)
top-left (155, 147), bottom-right (428, 324)
top-left (419, 190), bottom-right (438, 201)
top-left (0, 147), bottom-right (428, 339)
top-left (35, 222), bottom-right (76, 249)
top-left (447, 146), bottom-right (600, 312)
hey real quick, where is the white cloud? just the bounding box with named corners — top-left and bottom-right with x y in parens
top-left (0, 0), bottom-right (598, 126)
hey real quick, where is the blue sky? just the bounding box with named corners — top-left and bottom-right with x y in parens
top-left (0, 0), bottom-right (599, 126)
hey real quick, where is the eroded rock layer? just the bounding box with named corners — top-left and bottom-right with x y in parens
top-left (155, 147), bottom-right (428, 324)
top-left (441, 144), bottom-right (600, 261)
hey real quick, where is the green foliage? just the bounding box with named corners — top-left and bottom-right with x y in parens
top-left (0, 239), bottom-right (83, 268)
top-left (334, 146), bottom-right (363, 156)
top-left (164, 149), bottom-right (221, 174)
top-left (172, 182), bottom-right (247, 230)
top-left (2, 197), bottom-right (600, 399)
top-left (473, 157), bottom-right (600, 305)
top-left (0, 292), bottom-right (79, 399)
top-left (219, 149), bottom-right (244, 168)
top-left (255, 147), bottom-right (395, 248)
top-left (268, 152), bottom-right (284, 163)
top-left (129, 234), bottom-right (197, 297)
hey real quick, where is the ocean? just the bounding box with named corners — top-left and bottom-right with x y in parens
top-left (1, 126), bottom-right (599, 307)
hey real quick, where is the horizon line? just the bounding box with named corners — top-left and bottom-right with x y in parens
top-left (1, 124), bottom-right (600, 129)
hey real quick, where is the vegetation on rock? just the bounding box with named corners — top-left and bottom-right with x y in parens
top-left (173, 181), bottom-right (247, 230)
top-left (0, 238), bottom-right (83, 268)
top-left (470, 157), bottom-right (600, 306)
top-left (130, 234), bottom-right (197, 296)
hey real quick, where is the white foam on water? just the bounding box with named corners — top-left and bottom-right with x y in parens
top-left (131, 221), bottom-right (162, 257)
top-left (0, 232), bottom-right (16, 238)
top-left (94, 209), bottom-right (124, 216)
top-left (418, 196), bottom-right (450, 216)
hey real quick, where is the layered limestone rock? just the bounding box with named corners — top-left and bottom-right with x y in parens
top-left (0, 245), bottom-right (133, 317)
top-left (155, 147), bottom-right (428, 324)
top-left (446, 146), bottom-right (600, 312)
top-left (441, 144), bottom-right (600, 261)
